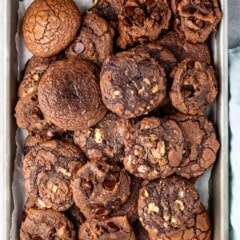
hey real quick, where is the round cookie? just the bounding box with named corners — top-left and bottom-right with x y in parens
top-left (158, 31), bottom-right (211, 63)
top-left (20, 209), bottom-right (76, 240)
top-left (15, 94), bottom-right (63, 139)
top-left (71, 161), bottom-right (130, 219)
top-left (100, 50), bottom-right (167, 119)
top-left (138, 176), bottom-right (202, 236)
top-left (65, 13), bottom-right (114, 66)
top-left (169, 59), bottom-right (218, 115)
top-left (22, 0), bottom-right (81, 57)
top-left (123, 117), bottom-right (184, 180)
top-left (65, 205), bottom-right (85, 231)
top-left (78, 216), bottom-right (136, 240)
top-left (170, 113), bottom-right (220, 179)
top-left (23, 140), bottom-right (85, 211)
top-left (117, 0), bottom-right (171, 49)
top-left (73, 112), bottom-right (128, 162)
top-left (38, 59), bottom-right (107, 131)
top-left (171, 0), bottom-right (222, 43)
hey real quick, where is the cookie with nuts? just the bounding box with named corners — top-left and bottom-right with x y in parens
top-left (138, 176), bottom-right (202, 236)
top-left (123, 117), bottom-right (184, 180)
top-left (22, 140), bottom-right (85, 212)
top-left (71, 161), bottom-right (131, 219)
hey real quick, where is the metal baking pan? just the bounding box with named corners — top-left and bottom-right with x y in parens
top-left (3, 0), bottom-right (229, 239)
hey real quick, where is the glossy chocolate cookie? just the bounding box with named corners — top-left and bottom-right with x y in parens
top-left (170, 113), bottom-right (220, 179)
top-left (66, 13), bottom-right (114, 66)
top-left (23, 140), bottom-right (85, 211)
top-left (171, 0), bottom-right (222, 43)
top-left (22, 0), bottom-right (81, 57)
top-left (15, 94), bottom-right (63, 138)
top-left (78, 216), bottom-right (136, 240)
top-left (71, 161), bottom-right (130, 219)
top-left (158, 31), bottom-right (211, 63)
top-left (123, 117), bottom-right (184, 180)
top-left (73, 112), bottom-right (128, 162)
top-left (20, 209), bottom-right (76, 240)
top-left (100, 50), bottom-right (167, 119)
top-left (170, 59), bottom-right (218, 115)
top-left (38, 59), bottom-right (107, 131)
top-left (138, 176), bottom-right (202, 236)
top-left (117, 0), bottom-right (171, 49)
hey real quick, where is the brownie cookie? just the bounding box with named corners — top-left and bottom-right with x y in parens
top-left (23, 140), bottom-right (85, 211)
top-left (65, 13), bottom-right (114, 66)
top-left (123, 117), bottom-right (184, 180)
top-left (158, 31), bottom-right (211, 63)
top-left (171, 0), bottom-right (222, 43)
top-left (73, 112), bottom-right (128, 162)
top-left (117, 0), bottom-right (171, 49)
top-left (20, 209), bottom-right (75, 240)
top-left (38, 59), bottom-right (107, 131)
top-left (100, 50), bottom-right (167, 119)
top-left (65, 205), bottom-right (85, 231)
top-left (78, 216), bottom-right (136, 240)
top-left (170, 59), bottom-right (218, 115)
top-left (15, 94), bottom-right (63, 138)
top-left (22, 0), bottom-right (81, 57)
top-left (110, 176), bottom-right (142, 223)
top-left (18, 56), bottom-right (58, 99)
top-left (71, 161), bottom-right (130, 219)
top-left (170, 113), bottom-right (220, 179)
top-left (90, 0), bottom-right (123, 29)
top-left (138, 176), bottom-right (202, 236)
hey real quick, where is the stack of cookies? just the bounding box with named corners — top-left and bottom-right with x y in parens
top-left (16, 0), bottom-right (222, 239)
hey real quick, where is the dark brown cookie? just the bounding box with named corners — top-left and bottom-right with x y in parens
top-left (38, 59), bottom-right (107, 131)
top-left (71, 161), bottom-right (130, 219)
top-left (23, 140), bottom-right (85, 211)
top-left (15, 94), bottom-right (63, 138)
top-left (22, 0), bottom-right (81, 57)
top-left (171, 0), bottom-right (222, 43)
top-left (123, 117), bottom-right (184, 180)
top-left (170, 59), bottom-right (218, 115)
top-left (20, 209), bottom-right (76, 240)
top-left (100, 50), bottom-right (167, 119)
top-left (170, 113), bottom-right (220, 179)
top-left (65, 205), bottom-right (85, 231)
top-left (90, 0), bottom-right (123, 29)
top-left (65, 13), bottom-right (114, 66)
top-left (78, 216), bottom-right (136, 240)
top-left (117, 0), bottom-right (171, 49)
top-left (158, 31), bottom-right (211, 63)
top-left (73, 112), bottom-right (128, 162)
top-left (132, 221), bottom-right (150, 240)
top-left (138, 176), bottom-right (202, 236)
top-left (110, 176), bottom-right (142, 223)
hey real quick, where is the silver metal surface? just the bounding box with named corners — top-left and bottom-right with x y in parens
top-left (3, 0), bottom-right (228, 239)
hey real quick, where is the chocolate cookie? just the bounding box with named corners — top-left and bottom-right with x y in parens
top-left (38, 59), bottom-right (107, 131)
top-left (123, 117), bottom-right (184, 180)
top-left (170, 59), bottom-right (218, 115)
top-left (170, 113), bottom-right (220, 179)
top-left (65, 13), bottom-right (114, 66)
top-left (100, 50), bottom-right (167, 119)
top-left (110, 176), bottom-right (142, 223)
top-left (171, 0), bottom-right (222, 43)
top-left (90, 0), bottom-right (123, 29)
top-left (78, 216), bottom-right (136, 240)
top-left (71, 161), bottom-right (130, 219)
top-left (65, 205), bottom-right (85, 231)
top-left (15, 94), bottom-right (63, 139)
top-left (22, 0), bottom-right (81, 57)
top-left (158, 31), bottom-right (211, 63)
top-left (23, 140), bottom-right (85, 211)
top-left (18, 56), bottom-right (58, 99)
top-left (117, 0), bottom-right (171, 49)
top-left (138, 176), bottom-right (202, 236)
top-left (73, 112), bottom-right (128, 162)
top-left (20, 209), bottom-right (76, 240)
